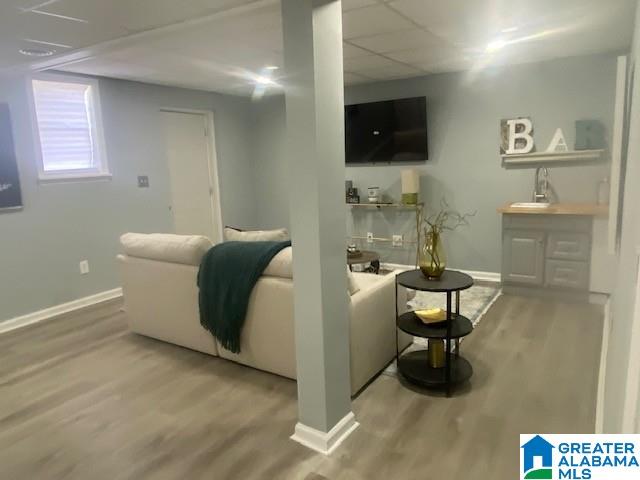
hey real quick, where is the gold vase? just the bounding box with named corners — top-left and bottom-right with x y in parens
top-left (427, 339), bottom-right (445, 368)
top-left (419, 229), bottom-right (446, 279)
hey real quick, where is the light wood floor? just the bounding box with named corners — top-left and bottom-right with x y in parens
top-left (0, 294), bottom-right (602, 480)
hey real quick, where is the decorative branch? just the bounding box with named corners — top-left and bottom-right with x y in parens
top-left (422, 198), bottom-right (476, 236)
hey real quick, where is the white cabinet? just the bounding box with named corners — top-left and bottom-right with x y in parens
top-left (502, 230), bottom-right (545, 286)
top-left (501, 215), bottom-right (592, 292)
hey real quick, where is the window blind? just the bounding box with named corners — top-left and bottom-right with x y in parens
top-left (32, 79), bottom-right (99, 172)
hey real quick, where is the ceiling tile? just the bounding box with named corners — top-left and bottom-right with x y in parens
top-left (386, 46), bottom-right (466, 65)
top-left (43, 0), bottom-right (260, 32)
top-left (2, 0), bottom-right (634, 96)
top-left (342, 0), bottom-right (379, 11)
top-left (349, 28), bottom-right (455, 54)
top-left (342, 42), bottom-right (372, 58)
top-left (0, 7), bottom-right (127, 68)
top-left (389, 0), bottom-right (636, 53)
top-left (344, 54), bottom-right (398, 71)
top-left (356, 63), bottom-right (424, 80)
top-left (343, 4), bottom-right (414, 40)
top-left (343, 71), bottom-right (373, 84)
top-left (417, 57), bottom-right (475, 75)
top-left (388, 0), bottom-right (497, 45)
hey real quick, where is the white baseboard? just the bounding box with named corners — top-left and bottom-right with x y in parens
top-left (290, 411), bottom-right (359, 455)
top-left (458, 269), bottom-right (501, 283)
top-left (381, 263), bottom-right (501, 283)
top-left (595, 297), bottom-right (612, 433)
top-left (0, 288), bottom-right (123, 335)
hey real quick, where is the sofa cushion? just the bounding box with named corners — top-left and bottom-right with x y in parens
top-left (261, 249), bottom-right (357, 290)
top-left (224, 227), bottom-right (289, 242)
top-left (263, 246), bottom-right (293, 278)
top-left (351, 271), bottom-right (385, 293)
top-left (120, 233), bottom-right (212, 266)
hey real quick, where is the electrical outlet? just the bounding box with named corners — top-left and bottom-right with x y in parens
top-left (366, 232), bottom-right (374, 243)
top-left (392, 234), bottom-right (403, 247)
top-left (137, 175), bottom-right (150, 188)
top-left (79, 260), bottom-right (90, 275)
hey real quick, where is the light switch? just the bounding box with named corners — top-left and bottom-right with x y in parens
top-left (79, 260), bottom-right (89, 275)
top-left (137, 176), bottom-right (149, 188)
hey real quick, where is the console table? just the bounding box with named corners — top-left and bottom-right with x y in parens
top-left (395, 269), bottom-right (474, 396)
top-left (348, 203), bottom-right (424, 266)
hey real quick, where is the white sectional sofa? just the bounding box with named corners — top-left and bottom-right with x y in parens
top-left (117, 233), bottom-right (411, 394)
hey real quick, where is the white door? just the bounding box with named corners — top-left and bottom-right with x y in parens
top-left (161, 111), bottom-right (219, 240)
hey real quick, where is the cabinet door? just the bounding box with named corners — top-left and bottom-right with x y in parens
top-left (502, 230), bottom-right (545, 285)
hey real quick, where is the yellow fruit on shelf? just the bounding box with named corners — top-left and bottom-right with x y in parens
top-left (414, 308), bottom-right (447, 324)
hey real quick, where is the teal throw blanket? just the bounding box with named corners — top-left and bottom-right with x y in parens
top-left (197, 240), bottom-right (291, 354)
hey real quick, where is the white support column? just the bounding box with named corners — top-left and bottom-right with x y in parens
top-left (281, 0), bottom-right (357, 454)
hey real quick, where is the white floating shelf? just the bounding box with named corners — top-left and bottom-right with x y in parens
top-left (501, 149), bottom-right (605, 166)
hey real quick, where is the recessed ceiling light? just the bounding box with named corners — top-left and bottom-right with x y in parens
top-left (501, 26), bottom-right (519, 33)
top-left (486, 38), bottom-right (507, 53)
top-left (264, 65), bottom-right (279, 70)
top-left (19, 47), bottom-right (55, 57)
top-left (256, 76), bottom-right (275, 85)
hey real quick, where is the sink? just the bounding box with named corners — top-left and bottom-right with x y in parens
top-left (511, 202), bottom-right (551, 208)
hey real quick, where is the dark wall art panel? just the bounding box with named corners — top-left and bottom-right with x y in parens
top-left (0, 103), bottom-right (22, 211)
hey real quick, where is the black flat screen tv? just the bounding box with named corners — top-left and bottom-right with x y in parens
top-left (345, 96), bottom-right (427, 164)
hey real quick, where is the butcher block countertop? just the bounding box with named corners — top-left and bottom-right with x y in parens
top-left (497, 203), bottom-right (609, 217)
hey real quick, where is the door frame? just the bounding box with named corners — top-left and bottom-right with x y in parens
top-left (621, 249), bottom-right (640, 432)
top-left (159, 107), bottom-right (223, 243)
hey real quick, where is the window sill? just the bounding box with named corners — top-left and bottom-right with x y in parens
top-left (38, 173), bottom-right (113, 184)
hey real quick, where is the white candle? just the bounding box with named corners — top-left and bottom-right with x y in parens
top-left (401, 169), bottom-right (419, 194)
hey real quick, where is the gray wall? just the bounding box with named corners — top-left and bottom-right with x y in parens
top-left (253, 94), bottom-right (289, 228)
top-left (252, 54), bottom-right (616, 271)
top-left (0, 52), bottom-right (622, 323)
top-left (0, 76), bottom-right (256, 323)
top-left (604, 0), bottom-right (640, 433)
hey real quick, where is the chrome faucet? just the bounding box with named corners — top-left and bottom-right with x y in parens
top-left (532, 166), bottom-right (550, 203)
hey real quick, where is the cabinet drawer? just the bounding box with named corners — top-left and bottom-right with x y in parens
top-left (545, 259), bottom-right (589, 289)
top-left (503, 214), bottom-right (592, 232)
top-left (546, 232), bottom-right (590, 261)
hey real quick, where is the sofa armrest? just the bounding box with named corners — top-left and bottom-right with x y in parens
top-left (348, 271), bottom-right (412, 394)
top-left (350, 270), bottom-right (412, 316)
top-left (120, 232), bottom-right (212, 266)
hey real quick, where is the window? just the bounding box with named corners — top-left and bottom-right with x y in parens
top-left (30, 75), bottom-right (109, 181)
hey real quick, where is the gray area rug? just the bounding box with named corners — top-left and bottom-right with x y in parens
top-left (383, 283), bottom-right (502, 376)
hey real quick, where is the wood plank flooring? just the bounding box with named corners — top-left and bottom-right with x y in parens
top-left (0, 294), bottom-right (603, 479)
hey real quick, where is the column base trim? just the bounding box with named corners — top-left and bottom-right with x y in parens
top-left (290, 411), bottom-right (359, 455)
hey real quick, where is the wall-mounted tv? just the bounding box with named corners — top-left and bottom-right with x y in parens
top-left (345, 96), bottom-right (427, 164)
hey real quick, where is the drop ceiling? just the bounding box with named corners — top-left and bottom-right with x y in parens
top-left (0, 0), bottom-right (636, 96)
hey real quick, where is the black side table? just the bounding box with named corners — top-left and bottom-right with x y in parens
top-left (395, 269), bottom-right (474, 396)
top-left (347, 250), bottom-right (380, 274)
